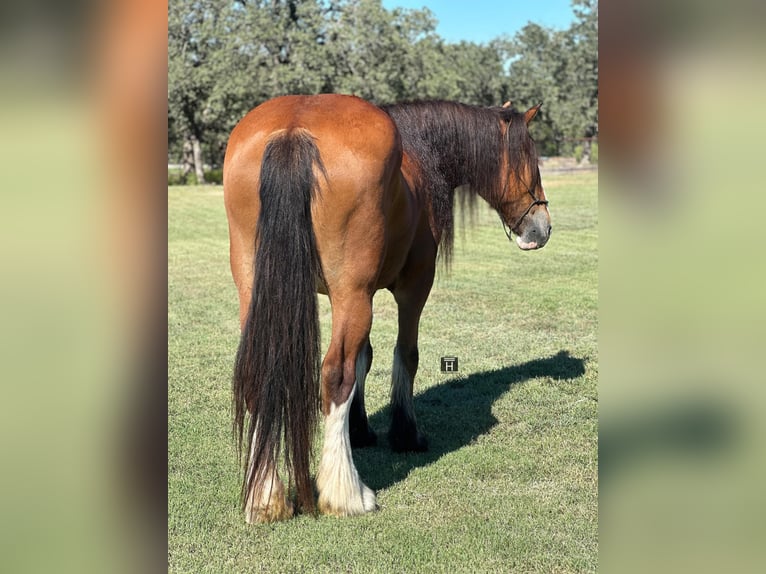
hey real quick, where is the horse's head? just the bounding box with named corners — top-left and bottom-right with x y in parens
top-left (497, 104), bottom-right (551, 251)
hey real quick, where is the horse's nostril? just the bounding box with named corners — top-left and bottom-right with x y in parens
top-left (547, 225), bottom-right (552, 235)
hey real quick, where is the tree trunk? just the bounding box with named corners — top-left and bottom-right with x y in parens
top-left (582, 139), bottom-right (592, 165)
top-left (191, 135), bottom-right (205, 184)
top-left (182, 139), bottom-right (194, 181)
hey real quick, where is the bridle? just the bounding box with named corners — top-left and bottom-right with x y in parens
top-left (500, 185), bottom-right (549, 241)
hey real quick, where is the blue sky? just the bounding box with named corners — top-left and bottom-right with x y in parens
top-left (380, 0), bottom-right (576, 44)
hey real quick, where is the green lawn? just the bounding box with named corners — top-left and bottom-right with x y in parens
top-left (168, 171), bottom-right (598, 573)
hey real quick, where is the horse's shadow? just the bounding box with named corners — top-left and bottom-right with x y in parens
top-left (354, 350), bottom-right (587, 492)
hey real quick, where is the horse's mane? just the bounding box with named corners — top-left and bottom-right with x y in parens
top-left (380, 100), bottom-right (538, 264)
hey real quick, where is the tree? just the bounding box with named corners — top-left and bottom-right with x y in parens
top-left (446, 42), bottom-right (505, 106)
top-left (168, 0), bottom-right (331, 181)
top-left (502, 23), bottom-right (566, 154)
top-left (566, 0), bottom-right (598, 160)
top-left (322, 1), bottom-right (446, 103)
top-left (168, 0), bottom-right (252, 182)
top-left (167, 0), bottom-right (598, 171)
top-left (501, 0), bottom-right (598, 156)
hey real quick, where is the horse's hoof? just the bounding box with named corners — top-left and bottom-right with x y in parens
top-left (245, 497), bottom-right (294, 524)
top-left (350, 426), bottom-right (378, 448)
top-left (388, 429), bottom-right (429, 453)
top-left (318, 483), bottom-right (377, 517)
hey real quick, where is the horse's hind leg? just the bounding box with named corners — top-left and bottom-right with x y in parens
top-left (316, 294), bottom-right (376, 516)
top-left (349, 340), bottom-right (377, 448)
top-left (244, 431), bottom-right (294, 523)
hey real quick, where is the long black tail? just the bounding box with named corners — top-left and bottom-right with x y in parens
top-left (232, 129), bottom-right (324, 514)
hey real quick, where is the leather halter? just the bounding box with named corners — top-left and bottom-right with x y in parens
top-left (500, 186), bottom-right (549, 241)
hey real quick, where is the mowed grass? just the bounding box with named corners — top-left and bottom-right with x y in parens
top-left (168, 171), bottom-right (598, 573)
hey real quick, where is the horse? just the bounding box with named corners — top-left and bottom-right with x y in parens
top-left (223, 94), bottom-right (551, 523)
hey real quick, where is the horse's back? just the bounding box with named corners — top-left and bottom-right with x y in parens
top-left (225, 94), bottom-right (399, 179)
top-left (224, 94), bottom-right (405, 296)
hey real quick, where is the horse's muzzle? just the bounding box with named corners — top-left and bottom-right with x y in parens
top-left (516, 223), bottom-right (551, 250)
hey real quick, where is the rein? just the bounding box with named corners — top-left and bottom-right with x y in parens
top-left (500, 187), bottom-right (549, 241)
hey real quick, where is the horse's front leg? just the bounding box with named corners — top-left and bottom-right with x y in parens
top-left (389, 256), bottom-right (435, 453)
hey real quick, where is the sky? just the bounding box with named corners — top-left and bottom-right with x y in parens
top-left (380, 0), bottom-right (576, 44)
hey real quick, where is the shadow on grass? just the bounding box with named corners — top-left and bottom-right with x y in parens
top-left (599, 394), bottom-right (739, 486)
top-left (354, 350), bottom-right (586, 492)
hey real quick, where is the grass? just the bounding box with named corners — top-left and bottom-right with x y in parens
top-left (168, 171), bottom-right (598, 573)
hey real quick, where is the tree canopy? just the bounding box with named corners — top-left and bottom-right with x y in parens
top-left (168, 0), bottom-right (598, 180)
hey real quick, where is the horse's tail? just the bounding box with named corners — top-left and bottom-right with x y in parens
top-left (232, 128), bottom-right (324, 514)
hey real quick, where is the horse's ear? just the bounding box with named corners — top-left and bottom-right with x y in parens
top-left (524, 103), bottom-right (542, 124)
top-left (502, 101), bottom-right (512, 109)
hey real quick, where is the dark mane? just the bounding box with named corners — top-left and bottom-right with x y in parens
top-left (381, 100), bottom-right (538, 264)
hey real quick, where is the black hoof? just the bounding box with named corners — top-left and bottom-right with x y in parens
top-left (388, 428), bottom-right (429, 453)
top-left (350, 426), bottom-right (378, 448)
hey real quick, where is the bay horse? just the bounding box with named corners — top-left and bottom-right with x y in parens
top-left (223, 94), bottom-right (551, 523)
